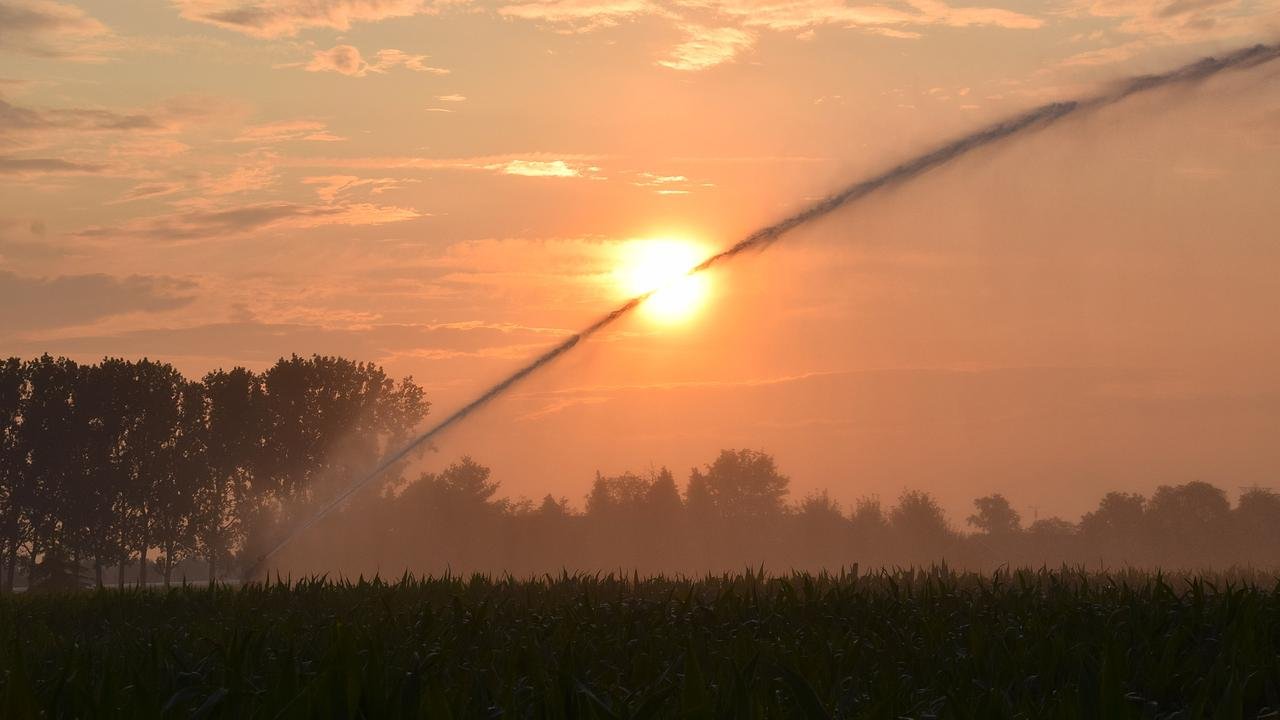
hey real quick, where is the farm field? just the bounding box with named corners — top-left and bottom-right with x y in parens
top-left (3, 569), bottom-right (1279, 718)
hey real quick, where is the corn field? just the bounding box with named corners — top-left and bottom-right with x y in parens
top-left (2, 568), bottom-right (1279, 718)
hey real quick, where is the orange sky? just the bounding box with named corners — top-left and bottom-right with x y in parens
top-left (3, 0), bottom-right (1280, 523)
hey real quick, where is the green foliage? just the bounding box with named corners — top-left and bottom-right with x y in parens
top-left (3, 569), bottom-right (1279, 718)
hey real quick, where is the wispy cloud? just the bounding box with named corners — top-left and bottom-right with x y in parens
top-left (0, 0), bottom-right (114, 60)
top-left (1054, 0), bottom-right (1280, 67)
top-left (710, 0), bottom-right (1042, 33)
top-left (279, 152), bottom-right (608, 171)
top-left (110, 182), bottom-right (187, 204)
top-left (302, 174), bottom-right (418, 202)
top-left (235, 119), bottom-right (345, 143)
top-left (1, 94), bottom-right (246, 152)
top-left (631, 171), bottom-right (714, 194)
top-left (0, 270), bottom-right (196, 335)
top-left (303, 45), bottom-right (450, 77)
top-left (0, 155), bottom-right (108, 175)
top-left (11, 318), bottom-right (573, 368)
top-left (170, 0), bottom-right (434, 38)
top-left (496, 0), bottom-right (659, 30)
top-left (486, 159), bottom-right (586, 177)
top-left (194, 154), bottom-right (281, 197)
top-left (76, 201), bottom-right (422, 242)
top-left (494, 0), bottom-right (1040, 71)
top-left (657, 25), bottom-right (755, 71)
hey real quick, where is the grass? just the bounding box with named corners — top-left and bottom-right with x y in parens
top-left (2, 568), bottom-right (1279, 718)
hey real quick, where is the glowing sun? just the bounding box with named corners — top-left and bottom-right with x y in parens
top-left (615, 238), bottom-right (711, 323)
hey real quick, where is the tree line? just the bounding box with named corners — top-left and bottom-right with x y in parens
top-left (291, 451), bottom-right (1280, 578)
top-left (3, 354), bottom-right (1279, 589)
top-left (0, 354), bottom-right (427, 591)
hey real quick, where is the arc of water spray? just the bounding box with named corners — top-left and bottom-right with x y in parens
top-left (246, 43), bottom-right (1279, 578)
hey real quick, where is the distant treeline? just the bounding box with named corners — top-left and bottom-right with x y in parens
top-left (3, 354), bottom-right (1279, 590)
top-left (295, 452), bottom-right (1280, 577)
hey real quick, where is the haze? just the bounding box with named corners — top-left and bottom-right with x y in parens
top-left (3, 0), bottom-right (1280, 530)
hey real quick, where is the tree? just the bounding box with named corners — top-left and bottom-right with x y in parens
top-left (390, 457), bottom-right (505, 571)
top-left (848, 496), bottom-right (890, 567)
top-left (849, 496), bottom-right (887, 531)
top-left (419, 456), bottom-right (502, 509)
top-left (645, 468), bottom-right (683, 518)
top-left (257, 355), bottom-right (428, 504)
top-left (195, 367), bottom-right (266, 581)
top-left (151, 378), bottom-right (208, 587)
top-left (1144, 481), bottom-right (1230, 567)
top-left (685, 468), bottom-right (714, 523)
top-left (121, 359), bottom-right (189, 587)
top-left (967, 494), bottom-right (1021, 535)
top-left (585, 471), bottom-right (650, 516)
top-left (889, 490), bottom-right (953, 562)
top-left (246, 355), bottom-right (428, 571)
top-left (796, 490), bottom-right (848, 570)
top-left (537, 494), bottom-right (571, 518)
top-left (1027, 517), bottom-right (1075, 538)
top-left (0, 357), bottom-right (27, 592)
top-left (797, 490), bottom-right (843, 522)
top-left (16, 355), bottom-right (83, 581)
top-left (699, 449), bottom-right (790, 520)
top-left (1146, 482), bottom-right (1230, 529)
top-left (64, 359), bottom-right (127, 588)
top-left (1233, 488), bottom-right (1280, 567)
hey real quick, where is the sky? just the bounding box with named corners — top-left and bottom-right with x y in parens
top-left (3, 0), bottom-right (1280, 524)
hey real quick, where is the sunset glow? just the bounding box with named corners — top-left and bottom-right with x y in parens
top-left (615, 239), bottom-right (711, 323)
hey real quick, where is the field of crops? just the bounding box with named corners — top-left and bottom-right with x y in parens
top-left (2, 569), bottom-right (1279, 718)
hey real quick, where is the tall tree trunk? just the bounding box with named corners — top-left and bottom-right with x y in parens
top-left (2, 541), bottom-right (13, 593)
top-left (208, 554), bottom-right (217, 586)
top-left (139, 508), bottom-right (149, 587)
top-left (27, 540), bottom-right (38, 589)
top-left (94, 558), bottom-right (103, 589)
top-left (162, 545), bottom-right (172, 588)
top-left (117, 554), bottom-right (126, 590)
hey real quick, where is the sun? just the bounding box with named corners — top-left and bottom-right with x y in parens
top-left (615, 238), bottom-right (711, 323)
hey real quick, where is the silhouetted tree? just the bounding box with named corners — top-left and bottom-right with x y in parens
top-left (195, 367), bottom-right (266, 581)
top-left (74, 359), bottom-right (133, 587)
top-left (537, 494), bottom-right (568, 516)
top-left (700, 449), bottom-right (790, 521)
top-left (245, 355), bottom-right (428, 568)
top-left (968, 494), bottom-right (1021, 536)
top-left (849, 495), bottom-right (890, 566)
top-left (393, 457), bottom-right (505, 570)
top-left (17, 355), bottom-right (83, 581)
top-left (685, 468), bottom-right (713, 522)
top-left (1079, 491), bottom-right (1145, 566)
top-left (586, 471), bottom-right (650, 516)
top-left (1233, 488), bottom-right (1280, 567)
top-left (796, 490), bottom-right (847, 570)
top-left (0, 357), bottom-right (25, 592)
top-left (257, 355), bottom-right (428, 504)
top-left (1145, 481), bottom-right (1230, 567)
top-left (120, 359), bottom-right (190, 586)
top-left (889, 490), bottom-right (953, 563)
